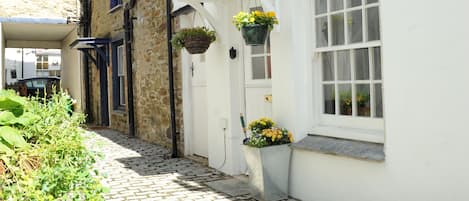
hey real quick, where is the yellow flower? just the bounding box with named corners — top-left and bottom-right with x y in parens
top-left (288, 132), bottom-right (294, 142)
top-left (266, 11), bottom-right (276, 17)
top-left (249, 17), bottom-right (255, 23)
top-left (254, 10), bottom-right (262, 16)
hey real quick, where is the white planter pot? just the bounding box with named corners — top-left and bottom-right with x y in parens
top-left (243, 144), bottom-right (291, 201)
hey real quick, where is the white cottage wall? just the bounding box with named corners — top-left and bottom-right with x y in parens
top-left (284, 1), bottom-right (469, 201)
top-left (183, 0), bottom-right (469, 199)
top-left (61, 28), bottom-right (82, 111)
top-left (179, 1), bottom-right (248, 175)
top-left (0, 23), bottom-right (4, 88)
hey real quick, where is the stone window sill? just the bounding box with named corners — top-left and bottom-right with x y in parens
top-left (291, 134), bottom-right (385, 162)
top-left (112, 108), bottom-right (126, 116)
top-left (109, 4), bottom-right (123, 14)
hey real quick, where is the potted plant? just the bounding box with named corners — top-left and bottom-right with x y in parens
top-left (242, 117), bottom-right (293, 201)
top-left (356, 92), bottom-right (370, 116)
top-left (340, 91), bottom-right (352, 115)
top-left (233, 10), bottom-right (279, 46)
top-left (171, 27), bottom-right (216, 54)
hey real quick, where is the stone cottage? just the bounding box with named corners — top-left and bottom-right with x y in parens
top-left (76, 0), bottom-right (184, 155)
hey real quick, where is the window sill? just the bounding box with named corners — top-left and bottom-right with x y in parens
top-left (112, 108), bottom-right (126, 116)
top-left (310, 126), bottom-right (384, 143)
top-left (291, 134), bottom-right (385, 162)
top-left (109, 5), bottom-right (123, 13)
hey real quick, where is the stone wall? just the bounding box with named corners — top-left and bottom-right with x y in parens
top-left (0, 0), bottom-right (79, 19)
top-left (88, 0), bottom-right (184, 154)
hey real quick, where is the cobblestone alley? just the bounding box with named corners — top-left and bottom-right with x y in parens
top-left (86, 129), bottom-right (260, 201)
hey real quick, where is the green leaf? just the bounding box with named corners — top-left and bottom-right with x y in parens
top-left (0, 111), bottom-right (17, 125)
top-left (12, 112), bottom-right (40, 126)
top-left (0, 140), bottom-right (13, 154)
top-left (0, 126), bottom-right (28, 148)
top-left (0, 93), bottom-right (25, 117)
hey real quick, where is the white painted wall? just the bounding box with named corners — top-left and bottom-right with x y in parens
top-left (284, 1), bottom-right (469, 201)
top-left (61, 28), bottom-right (82, 111)
top-left (181, 0), bottom-right (469, 200)
top-left (0, 23), bottom-right (4, 88)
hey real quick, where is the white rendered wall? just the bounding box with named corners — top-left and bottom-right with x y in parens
top-left (61, 28), bottom-right (82, 111)
top-left (0, 23), bottom-right (4, 88)
top-left (183, 1), bottom-right (469, 199)
top-left (282, 1), bottom-right (469, 201)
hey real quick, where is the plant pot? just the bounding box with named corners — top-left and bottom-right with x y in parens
top-left (243, 144), bottom-right (291, 201)
top-left (241, 24), bottom-right (269, 46)
top-left (184, 35), bottom-right (212, 54)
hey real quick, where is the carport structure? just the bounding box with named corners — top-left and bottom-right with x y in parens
top-left (0, 17), bottom-right (83, 111)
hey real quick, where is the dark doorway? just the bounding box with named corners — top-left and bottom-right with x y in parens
top-left (97, 47), bottom-right (109, 126)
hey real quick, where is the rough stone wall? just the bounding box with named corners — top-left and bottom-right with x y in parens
top-left (89, 0), bottom-right (184, 154)
top-left (0, 0), bottom-right (80, 19)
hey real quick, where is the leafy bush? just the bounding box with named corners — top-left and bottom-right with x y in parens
top-left (171, 27), bottom-right (216, 49)
top-left (0, 90), bottom-right (105, 200)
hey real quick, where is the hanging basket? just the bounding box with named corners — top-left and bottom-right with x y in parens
top-left (184, 35), bottom-right (212, 54)
top-left (241, 24), bottom-right (269, 46)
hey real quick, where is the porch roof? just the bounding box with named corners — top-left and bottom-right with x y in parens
top-left (69, 37), bottom-right (110, 49)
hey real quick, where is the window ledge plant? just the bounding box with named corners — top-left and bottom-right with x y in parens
top-left (171, 27), bottom-right (216, 54)
top-left (233, 10), bottom-right (279, 46)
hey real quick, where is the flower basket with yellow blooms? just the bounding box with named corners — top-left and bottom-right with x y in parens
top-left (243, 117), bottom-right (293, 148)
top-left (241, 117), bottom-right (292, 201)
top-left (233, 10), bottom-right (279, 46)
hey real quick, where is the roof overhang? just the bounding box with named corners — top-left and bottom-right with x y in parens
top-left (70, 37), bottom-right (110, 49)
top-left (1, 18), bottom-right (76, 42)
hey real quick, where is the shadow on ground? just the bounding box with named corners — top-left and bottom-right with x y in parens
top-left (87, 128), bottom-right (260, 201)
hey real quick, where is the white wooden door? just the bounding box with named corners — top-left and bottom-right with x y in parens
top-left (191, 55), bottom-right (209, 157)
top-left (244, 35), bottom-right (273, 125)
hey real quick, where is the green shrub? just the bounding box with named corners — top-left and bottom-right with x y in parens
top-left (0, 90), bottom-right (105, 200)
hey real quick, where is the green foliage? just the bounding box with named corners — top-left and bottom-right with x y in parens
top-left (171, 27), bottom-right (216, 49)
top-left (0, 90), bottom-right (105, 200)
top-left (233, 10), bottom-right (279, 30)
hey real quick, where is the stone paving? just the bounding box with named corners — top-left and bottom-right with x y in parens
top-left (86, 129), bottom-right (263, 201)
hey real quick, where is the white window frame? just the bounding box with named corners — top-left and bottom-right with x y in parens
top-left (117, 45), bottom-right (125, 106)
top-left (311, 0), bottom-right (384, 143)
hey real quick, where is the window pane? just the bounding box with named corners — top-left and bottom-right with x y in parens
top-left (354, 48), bottom-right (369, 80)
top-left (315, 0), bottom-right (327, 15)
top-left (316, 17), bottom-right (328, 47)
top-left (374, 83), bottom-right (383, 117)
top-left (323, 84), bottom-right (335, 114)
top-left (331, 14), bottom-right (345, 45)
top-left (347, 0), bottom-right (361, 8)
top-left (356, 84), bottom-right (370, 117)
top-left (330, 0), bottom-right (344, 11)
top-left (337, 50), bottom-right (351, 80)
top-left (339, 84), bottom-right (352, 115)
top-left (347, 10), bottom-right (363, 43)
top-left (117, 46), bottom-right (124, 75)
top-left (252, 57), bottom-right (266, 79)
top-left (373, 47), bottom-right (381, 80)
top-left (120, 77), bottom-right (125, 105)
top-left (367, 7), bottom-right (380, 41)
top-left (367, 0), bottom-right (378, 4)
top-left (252, 45), bottom-right (264, 55)
top-left (322, 52), bottom-right (334, 81)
